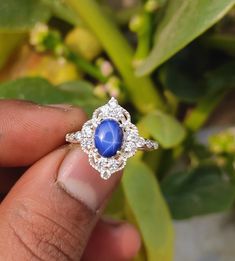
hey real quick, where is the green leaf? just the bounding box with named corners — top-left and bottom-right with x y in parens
top-left (205, 61), bottom-right (235, 94)
top-left (160, 64), bottom-right (204, 103)
top-left (43, 0), bottom-right (81, 25)
top-left (159, 44), bottom-right (209, 103)
top-left (0, 77), bottom-right (103, 115)
top-left (0, 0), bottom-right (51, 32)
top-left (58, 81), bottom-right (105, 115)
top-left (142, 110), bottom-right (186, 148)
top-left (136, 0), bottom-right (235, 76)
top-left (203, 34), bottom-right (235, 56)
top-left (160, 46), bottom-right (235, 102)
top-left (122, 159), bottom-right (174, 261)
top-left (161, 165), bottom-right (235, 219)
top-left (0, 77), bottom-right (72, 102)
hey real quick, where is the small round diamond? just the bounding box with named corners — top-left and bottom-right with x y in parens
top-left (108, 97), bottom-right (118, 108)
top-left (84, 128), bottom-right (93, 137)
top-left (145, 140), bottom-right (158, 149)
top-left (75, 132), bottom-right (82, 141)
top-left (101, 171), bottom-right (112, 180)
top-left (137, 137), bottom-right (145, 147)
top-left (81, 138), bottom-right (93, 152)
top-left (82, 121), bottom-right (94, 138)
top-left (124, 142), bottom-right (137, 157)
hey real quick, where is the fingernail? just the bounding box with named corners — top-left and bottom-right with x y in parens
top-left (57, 147), bottom-right (122, 211)
top-left (47, 104), bottom-right (74, 111)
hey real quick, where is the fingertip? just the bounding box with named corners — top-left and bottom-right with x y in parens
top-left (0, 100), bottom-right (87, 166)
top-left (47, 103), bottom-right (88, 122)
top-left (117, 223), bottom-right (142, 260)
top-left (82, 219), bottom-right (141, 261)
top-left (57, 147), bottom-right (123, 212)
top-left (44, 103), bottom-right (88, 132)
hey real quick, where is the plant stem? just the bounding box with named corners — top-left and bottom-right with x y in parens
top-left (184, 92), bottom-right (225, 131)
top-left (66, 51), bottom-right (107, 83)
top-left (133, 13), bottom-right (152, 64)
top-left (43, 0), bottom-right (81, 25)
top-left (65, 0), bottom-right (165, 113)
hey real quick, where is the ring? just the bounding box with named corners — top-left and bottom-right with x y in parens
top-left (66, 97), bottom-right (158, 180)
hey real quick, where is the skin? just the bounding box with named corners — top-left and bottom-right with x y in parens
top-left (0, 100), bottom-right (141, 261)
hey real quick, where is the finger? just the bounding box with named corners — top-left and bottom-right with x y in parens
top-left (0, 146), bottom-right (122, 260)
top-left (0, 100), bottom-right (87, 166)
top-left (82, 219), bottom-right (141, 261)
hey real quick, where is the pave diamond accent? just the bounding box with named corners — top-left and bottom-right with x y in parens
top-left (66, 97), bottom-right (158, 180)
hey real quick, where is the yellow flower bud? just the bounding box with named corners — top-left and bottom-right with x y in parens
top-left (65, 27), bottom-right (102, 61)
top-left (27, 55), bottom-right (80, 85)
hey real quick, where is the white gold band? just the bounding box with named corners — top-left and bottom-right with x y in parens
top-left (66, 131), bottom-right (158, 151)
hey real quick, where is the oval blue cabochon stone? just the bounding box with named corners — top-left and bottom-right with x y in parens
top-left (94, 119), bottom-right (123, 158)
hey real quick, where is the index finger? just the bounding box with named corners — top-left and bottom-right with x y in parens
top-left (0, 100), bottom-right (87, 167)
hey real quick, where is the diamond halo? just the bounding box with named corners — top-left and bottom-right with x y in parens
top-left (66, 97), bottom-right (158, 180)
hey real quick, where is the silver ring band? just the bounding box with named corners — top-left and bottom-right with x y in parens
top-left (66, 132), bottom-right (158, 151)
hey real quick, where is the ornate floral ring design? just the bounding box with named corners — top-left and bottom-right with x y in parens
top-left (66, 97), bottom-right (158, 180)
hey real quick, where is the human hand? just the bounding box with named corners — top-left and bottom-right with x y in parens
top-left (0, 100), bottom-right (141, 261)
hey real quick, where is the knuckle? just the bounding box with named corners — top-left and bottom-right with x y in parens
top-left (7, 199), bottom-right (82, 261)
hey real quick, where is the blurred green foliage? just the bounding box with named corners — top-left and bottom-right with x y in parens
top-left (0, 0), bottom-right (235, 260)
top-left (161, 165), bottom-right (235, 219)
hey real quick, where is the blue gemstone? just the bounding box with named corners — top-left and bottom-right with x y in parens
top-left (94, 119), bottom-right (123, 158)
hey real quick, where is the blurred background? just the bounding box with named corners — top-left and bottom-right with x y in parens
top-left (0, 0), bottom-right (235, 260)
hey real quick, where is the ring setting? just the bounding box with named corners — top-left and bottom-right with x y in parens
top-left (66, 97), bottom-right (158, 180)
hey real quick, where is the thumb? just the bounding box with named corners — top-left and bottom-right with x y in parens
top-left (0, 146), bottom-right (122, 260)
